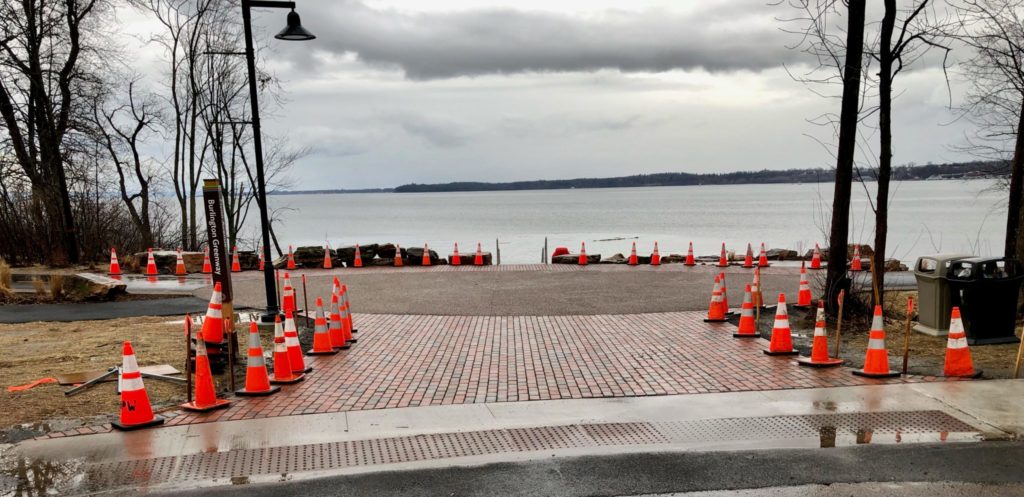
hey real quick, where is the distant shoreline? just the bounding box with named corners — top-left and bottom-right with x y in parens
top-left (270, 160), bottom-right (1001, 195)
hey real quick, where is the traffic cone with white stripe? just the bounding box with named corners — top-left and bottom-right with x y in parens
top-left (283, 309), bottom-right (312, 373)
top-left (202, 247), bottom-right (213, 274)
top-left (742, 243), bottom-right (754, 268)
top-left (795, 261), bottom-right (813, 308)
top-left (717, 243), bottom-right (729, 267)
top-left (112, 341), bottom-right (164, 430)
top-left (719, 272), bottom-right (731, 313)
top-left (181, 324), bottom-right (232, 411)
top-left (394, 244), bottom-right (404, 267)
top-left (685, 242), bottom-right (696, 266)
top-left (281, 272), bottom-right (295, 315)
top-left (323, 245), bottom-right (333, 269)
top-left (174, 248), bottom-right (187, 276)
top-left (797, 302), bottom-right (844, 367)
top-left (751, 268), bottom-right (764, 309)
top-left (200, 282), bottom-right (226, 343)
top-left (307, 297), bottom-right (338, 355)
top-left (353, 244), bottom-right (363, 268)
top-left (758, 243), bottom-right (770, 267)
top-left (287, 245), bottom-right (296, 270)
top-left (764, 294), bottom-right (798, 356)
top-left (628, 242), bottom-right (638, 266)
top-left (329, 293), bottom-right (350, 350)
top-left (579, 242), bottom-right (588, 265)
top-left (850, 245), bottom-right (864, 271)
top-left (943, 307), bottom-right (982, 378)
top-left (651, 242), bottom-right (661, 266)
top-left (109, 248), bottom-right (122, 275)
top-left (451, 243), bottom-right (462, 266)
top-left (341, 283), bottom-right (358, 339)
top-left (231, 246), bottom-right (241, 272)
top-left (270, 315), bottom-right (304, 384)
top-left (145, 248), bottom-right (158, 276)
top-left (422, 243), bottom-right (432, 266)
top-left (704, 275), bottom-right (727, 323)
top-left (236, 322), bottom-right (281, 396)
top-left (733, 284), bottom-right (758, 338)
top-left (852, 305), bottom-right (900, 378)
top-left (810, 244), bottom-right (823, 270)
top-left (474, 243), bottom-right (484, 266)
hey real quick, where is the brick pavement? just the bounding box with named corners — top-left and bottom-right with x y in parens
top-left (38, 311), bottom-right (956, 439)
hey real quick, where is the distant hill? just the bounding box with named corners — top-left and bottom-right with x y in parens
top-left (392, 161), bottom-right (1003, 193)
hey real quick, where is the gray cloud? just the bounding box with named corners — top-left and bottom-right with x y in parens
top-left (290, 1), bottom-right (800, 79)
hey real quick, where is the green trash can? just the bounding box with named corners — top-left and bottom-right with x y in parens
top-left (913, 253), bottom-right (971, 336)
top-left (947, 257), bottom-right (1023, 345)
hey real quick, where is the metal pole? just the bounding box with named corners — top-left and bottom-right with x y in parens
top-left (833, 290), bottom-right (845, 358)
top-left (901, 297), bottom-right (914, 375)
top-left (495, 238), bottom-right (500, 265)
top-left (185, 314), bottom-right (192, 403)
top-left (242, 0), bottom-right (281, 322)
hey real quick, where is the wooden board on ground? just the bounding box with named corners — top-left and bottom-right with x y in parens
top-left (56, 364), bottom-right (180, 385)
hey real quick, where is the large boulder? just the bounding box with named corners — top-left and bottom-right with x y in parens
top-left (448, 252), bottom-right (493, 265)
top-left (803, 248), bottom-right (828, 261)
top-left (237, 250), bottom-right (259, 270)
top-left (71, 273), bottom-right (127, 301)
top-left (553, 254), bottom-right (601, 264)
top-left (661, 254), bottom-right (686, 264)
top-left (849, 244), bottom-right (874, 258)
top-left (377, 243), bottom-right (398, 259)
top-left (134, 250), bottom-right (204, 274)
top-left (404, 246), bottom-right (442, 266)
top-left (601, 253), bottom-right (627, 264)
top-left (885, 259), bottom-right (909, 272)
top-left (766, 248), bottom-right (799, 261)
top-left (292, 246), bottom-right (329, 268)
top-left (336, 244), bottom-right (379, 267)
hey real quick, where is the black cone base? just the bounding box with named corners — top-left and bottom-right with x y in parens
top-left (180, 398), bottom-right (231, 412)
top-left (732, 333), bottom-right (759, 338)
top-left (112, 415), bottom-right (165, 431)
top-left (307, 348), bottom-right (339, 356)
top-left (796, 357), bottom-right (844, 368)
top-left (944, 369), bottom-right (983, 379)
top-left (703, 318), bottom-right (728, 323)
top-left (852, 369), bottom-right (901, 378)
top-left (764, 349), bottom-right (799, 356)
top-left (235, 385), bottom-right (281, 396)
top-left (270, 373), bottom-right (305, 385)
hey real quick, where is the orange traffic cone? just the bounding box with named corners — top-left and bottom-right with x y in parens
top-left (734, 284), bottom-right (758, 338)
top-left (307, 298), bottom-right (338, 355)
top-left (341, 283), bottom-right (358, 339)
top-left (112, 341), bottom-right (164, 430)
top-left (474, 243), bottom-right (484, 266)
top-left (175, 248), bottom-right (187, 276)
top-left (236, 322), bottom-right (281, 396)
top-left (109, 247), bottom-right (122, 275)
top-left (323, 245), bottom-right (333, 269)
top-left (758, 243), bottom-right (770, 267)
top-left (579, 242), bottom-right (588, 266)
top-left (200, 282), bottom-right (226, 343)
top-left (704, 275), bottom-right (727, 323)
top-left (451, 243), bottom-right (462, 266)
top-left (850, 244), bottom-right (863, 271)
top-left (685, 242), bottom-right (696, 266)
top-left (231, 246), bottom-right (241, 272)
top-left (181, 325), bottom-right (232, 411)
top-left (270, 315), bottom-right (304, 384)
top-left (258, 246), bottom-right (265, 271)
top-left (717, 243), bottom-right (728, 268)
top-left (329, 293), bottom-right (351, 350)
top-left (422, 243), bottom-right (432, 266)
top-left (145, 248), bottom-right (158, 276)
top-left (810, 243), bottom-right (823, 270)
top-left (944, 307), bottom-right (982, 378)
top-left (751, 268), bottom-right (764, 309)
top-left (628, 242), bottom-right (638, 266)
top-left (281, 272), bottom-right (295, 314)
top-left (852, 305), bottom-right (900, 378)
top-left (394, 244), bottom-right (404, 267)
top-left (287, 245), bottom-right (297, 270)
top-left (742, 243), bottom-right (754, 269)
top-left (651, 242), bottom-right (661, 266)
top-left (202, 247), bottom-right (213, 274)
top-left (795, 261), bottom-right (813, 308)
top-left (797, 302), bottom-right (844, 367)
top-left (719, 272), bottom-right (730, 313)
top-left (284, 309), bottom-right (312, 373)
top-left (764, 294), bottom-right (798, 356)
top-left (353, 244), bottom-right (363, 268)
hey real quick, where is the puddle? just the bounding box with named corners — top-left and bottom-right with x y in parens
top-left (0, 457), bottom-right (85, 497)
top-left (117, 275), bottom-right (210, 295)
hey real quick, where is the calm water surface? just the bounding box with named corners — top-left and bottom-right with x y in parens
top-left (253, 179), bottom-right (1005, 264)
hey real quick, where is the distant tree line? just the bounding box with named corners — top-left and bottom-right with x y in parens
top-left (392, 161), bottom-right (1001, 193)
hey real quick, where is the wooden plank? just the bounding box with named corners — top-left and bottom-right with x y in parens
top-left (57, 364), bottom-right (180, 385)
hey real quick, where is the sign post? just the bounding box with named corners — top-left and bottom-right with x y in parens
top-left (202, 179), bottom-right (235, 336)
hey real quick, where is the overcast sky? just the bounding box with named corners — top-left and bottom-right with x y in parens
top-left (121, 0), bottom-right (975, 189)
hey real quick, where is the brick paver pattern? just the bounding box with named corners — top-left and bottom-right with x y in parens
top-left (154, 311), bottom-right (943, 429)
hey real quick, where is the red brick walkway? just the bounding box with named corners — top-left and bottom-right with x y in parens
top-left (41, 311), bottom-right (950, 439)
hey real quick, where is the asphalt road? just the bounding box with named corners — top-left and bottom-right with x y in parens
top-left (220, 266), bottom-right (818, 315)
top-left (149, 442), bottom-right (1024, 497)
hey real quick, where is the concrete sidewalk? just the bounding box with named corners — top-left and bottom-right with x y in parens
top-left (7, 380), bottom-right (1023, 495)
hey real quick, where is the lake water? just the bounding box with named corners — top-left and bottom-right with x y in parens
top-left (252, 179), bottom-right (1007, 264)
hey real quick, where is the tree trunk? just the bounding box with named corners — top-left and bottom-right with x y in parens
top-left (874, 0), bottom-right (897, 308)
top-left (824, 0), bottom-right (867, 312)
top-left (1006, 99), bottom-right (1024, 265)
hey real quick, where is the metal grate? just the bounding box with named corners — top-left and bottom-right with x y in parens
top-left (78, 410), bottom-right (978, 491)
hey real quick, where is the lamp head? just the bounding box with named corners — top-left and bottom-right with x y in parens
top-left (275, 9), bottom-right (315, 41)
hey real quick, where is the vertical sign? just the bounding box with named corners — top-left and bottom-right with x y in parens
top-left (202, 179), bottom-right (234, 327)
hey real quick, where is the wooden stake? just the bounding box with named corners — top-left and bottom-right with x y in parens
top-left (225, 319), bottom-right (235, 392)
top-left (185, 314), bottom-right (192, 403)
top-left (833, 289), bottom-right (845, 358)
top-left (901, 297), bottom-right (914, 376)
top-left (1014, 327), bottom-right (1024, 379)
top-left (301, 273), bottom-right (309, 316)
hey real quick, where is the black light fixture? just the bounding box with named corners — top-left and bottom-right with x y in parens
top-left (275, 9), bottom-right (316, 41)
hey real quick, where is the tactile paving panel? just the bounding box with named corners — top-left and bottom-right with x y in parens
top-left (83, 410), bottom-right (978, 490)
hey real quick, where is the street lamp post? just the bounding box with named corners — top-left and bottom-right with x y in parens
top-left (240, 0), bottom-right (314, 321)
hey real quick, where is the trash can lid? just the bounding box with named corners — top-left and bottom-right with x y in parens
top-left (914, 253), bottom-right (973, 277)
top-left (947, 257), bottom-right (1021, 281)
